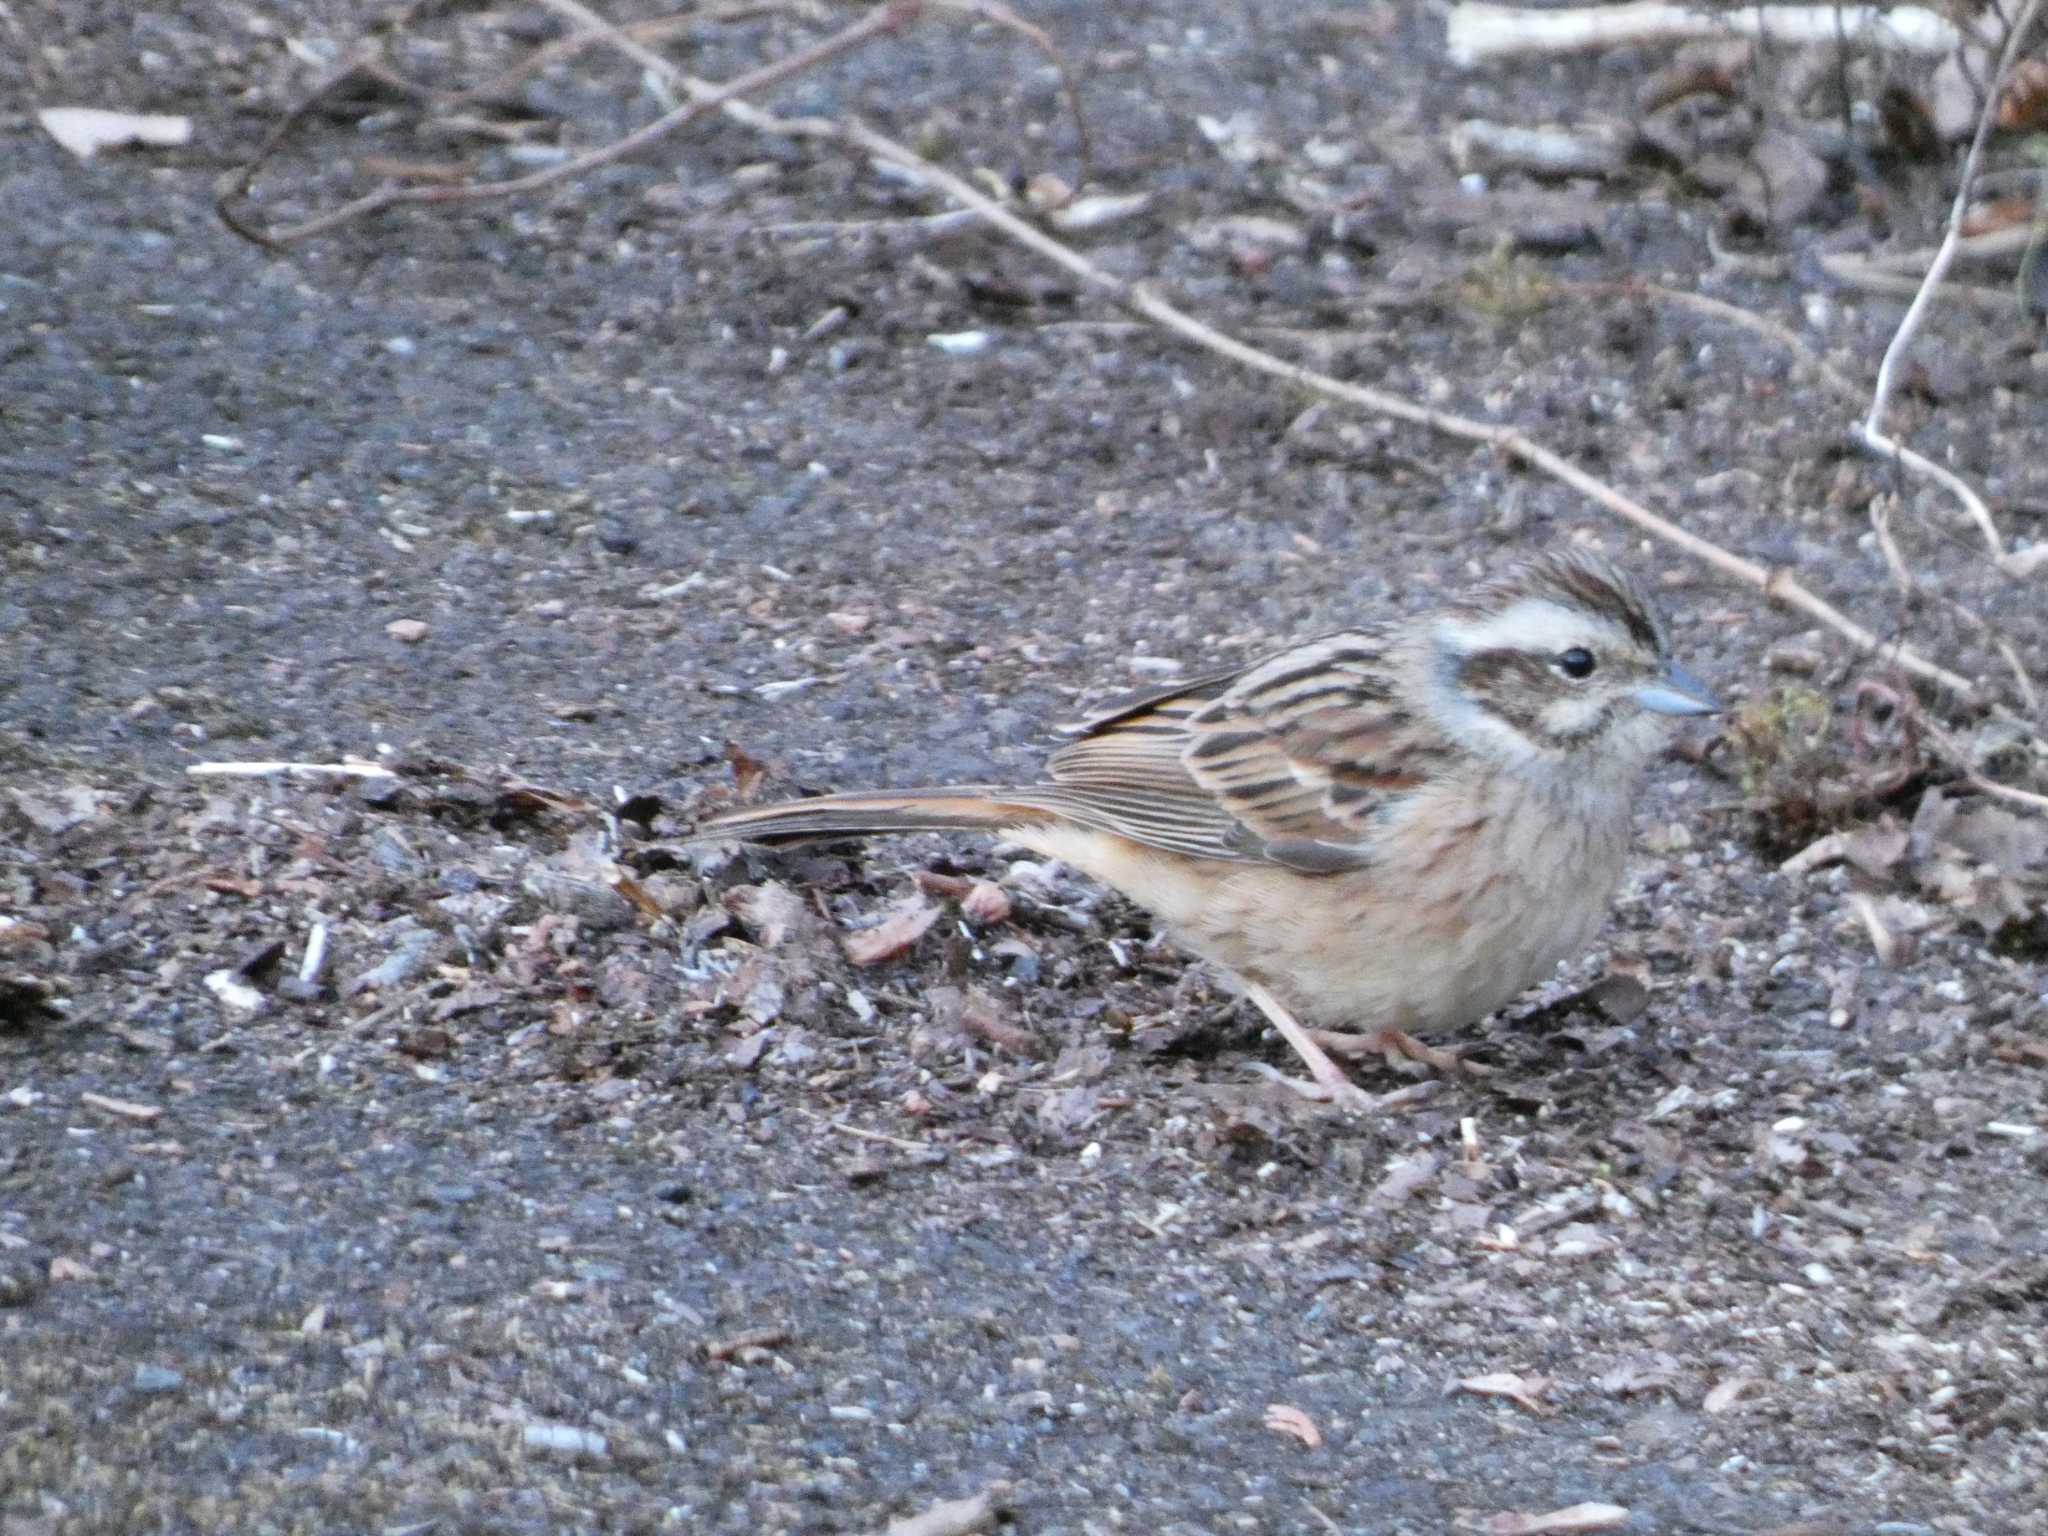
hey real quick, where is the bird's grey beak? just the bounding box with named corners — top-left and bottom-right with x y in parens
top-left (1635, 660), bottom-right (1719, 717)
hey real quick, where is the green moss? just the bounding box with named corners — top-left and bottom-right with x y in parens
top-left (1724, 686), bottom-right (1848, 854)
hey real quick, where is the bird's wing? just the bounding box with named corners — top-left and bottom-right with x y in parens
top-left (1045, 629), bottom-right (1447, 872)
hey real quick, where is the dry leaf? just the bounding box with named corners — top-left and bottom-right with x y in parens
top-left (1586, 971), bottom-right (1648, 1023)
top-left (931, 985), bottom-right (1040, 1057)
top-left (1780, 830), bottom-right (1849, 875)
top-left (1846, 892), bottom-right (1935, 967)
top-left (1598, 1357), bottom-right (1678, 1397)
top-left (724, 741), bottom-right (769, 801)
top-left (608, 870), bottom-right (667, 923)
top-left (843, 896), bottom-right (941, 966)
top-left (1457, 1502), bottom-right (1630, 1534)
top-left (6, 786), bottom-right (107, 835)
top-left (726, 882), bottom-right (809, 949)
top-left (38, 107), bottom-right (192, 159)
top-left (1451, 1371), bottom-right (1554, 1415)
top-left (1996, 57), bottom-right (2048, 130)
top-left (1262, 1402), bottom-right (1322, 1448)
top-left (1703, 1374), bottom-right (1763, 1413)
top-left (884, 1484), bottom-right (1008, 1536)
top-left (1842, 817), bottom-right (1910, 878)
top-left (1372, 1151), bottom-right (1440, 1204)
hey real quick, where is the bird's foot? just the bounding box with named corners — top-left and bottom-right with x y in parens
top-left (1310, 1027), bottom-right (1493, 1078)
top-left (1247, 1062), bottom-right (1439, 1113)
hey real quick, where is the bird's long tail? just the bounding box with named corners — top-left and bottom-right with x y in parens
top-left (695, 787), bottom-right (1057, 847)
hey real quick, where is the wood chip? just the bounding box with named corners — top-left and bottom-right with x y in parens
top-left (1262, 1402), bottom-right (1323, 1447)
top-left (1372, 1151), bottom-right (1440, 1204)
top-left (203, 968), bottom-right (265, 1013)
top-left (726, 882), bottom-right (809, 948)
top-left (1457, 1502), bottom-right (1630, 1535)
top-left (705, 1325), bottom-right (790, 1361)
top-left (1781, 831), bottom-right (1849, 875)
top-left (1451, 1371), bottom-right (1554, 1415)
top-left (38, 106), bottom-right (192, 159)
top-left (105, 1021), bottom-right (174, 1052)
top-left (885, 1485), bottom-right (1008, 1536)
top-left (1703, 1374), bottom-right (1764, 1413)
top-left (843, 895), bottom-right (941, 966)
top-left (79, 1092), bottom-right (162, 1121)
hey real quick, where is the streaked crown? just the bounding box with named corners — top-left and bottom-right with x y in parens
top-left (1425, 548), bottom-right (1706, 766)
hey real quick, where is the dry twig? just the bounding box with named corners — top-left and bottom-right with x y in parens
top-left (227, 0), bottom-right (2048, 749)
top-left (220, 3), bottom-right (919, 247)
top-left (1857, 0), bottom-right (2046, 577)
top-left (221, 0), bottom-right (1089, 247)
top-left (1445, 1), bottom-right (1958, 67)
top-left (797, 114), bottom-right (1990, 700)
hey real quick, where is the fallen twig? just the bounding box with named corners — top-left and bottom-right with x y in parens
top-left (791, 113), bottom-right (1989, 700)
top-left (186, 760), bottom-right (398, 780)
top-left (220, 2), bottom-right (918, 247)
top-left (1572, 281), bottom-right (1861, 402)
top-left (704, 1325), bottom-right (792, 1360)
top-left (1451, 119), bottom-right (1626, 178)
top-left (1579, 282), bottom-right (2033, 699)
top-left (228, 0), bottom-right (2046, 750)
top-left (803, 1110), bottom-right (936, 1154)
top-left (1446, 2), bottom-right (1959, 68)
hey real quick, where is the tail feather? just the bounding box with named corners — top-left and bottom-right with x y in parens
top-left (696, 787), bottom-right (1052, 847)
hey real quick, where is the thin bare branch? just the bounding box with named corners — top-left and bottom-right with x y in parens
top-left (220, 2), bottom-right (916, 247)
top-left (1858, 0), bottom-right (2045, 572)
top-left (754, 111), bottom-right (1989, 701)
top-left (217, 0), bottom-right (2044, 764)
top-left (1574, 281), bottom-right (1862, 402)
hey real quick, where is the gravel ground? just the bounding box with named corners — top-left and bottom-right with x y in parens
top-left (4, 3), bottom-right (2047, 1533)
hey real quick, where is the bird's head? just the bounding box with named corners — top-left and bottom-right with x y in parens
top-left (1426, 547), bottom-right (1718, 778)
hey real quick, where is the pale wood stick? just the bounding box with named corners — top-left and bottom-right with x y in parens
top-left (1446, 2), bottom-right (1959, 68)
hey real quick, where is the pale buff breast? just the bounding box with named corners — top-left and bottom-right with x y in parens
top-left (1009, 774), bottom-right (1632, 1035)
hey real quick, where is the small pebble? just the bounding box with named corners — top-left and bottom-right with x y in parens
top-left (385, 619), bottom-right (428, 643)
top-left (1050, 191), bottom-right (1152, 232)
top-left (927, 330), bottom-right (992, 356)
top-left (523, 1422), bottom-right (608, 1459)
top-left (133, 1364), bottom-right (184, 1394)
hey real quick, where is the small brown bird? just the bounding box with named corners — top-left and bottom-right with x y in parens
top-left (699, 549), bottom-right (1716, 1110)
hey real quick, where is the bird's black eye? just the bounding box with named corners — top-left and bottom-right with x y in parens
top-left (1557, 647), bottom-right (1596, 680)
